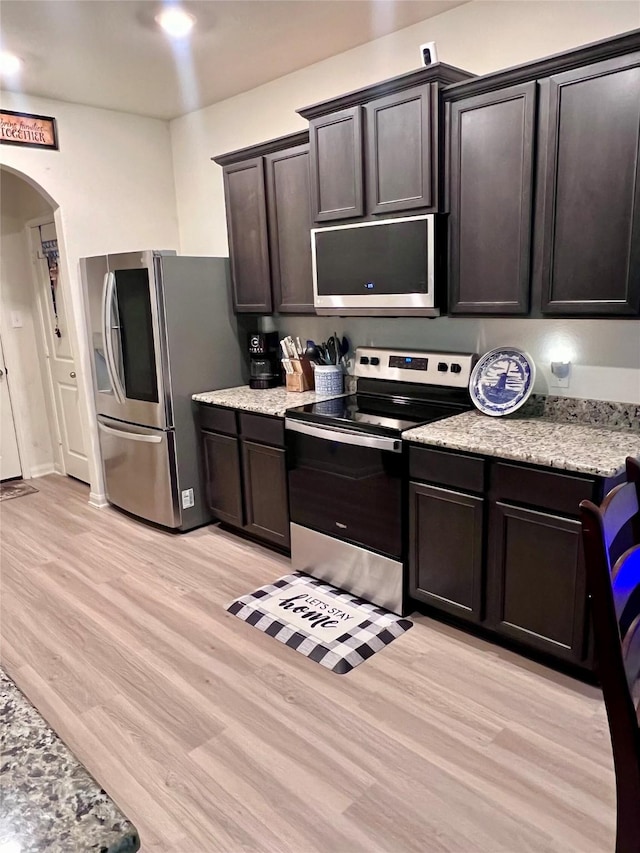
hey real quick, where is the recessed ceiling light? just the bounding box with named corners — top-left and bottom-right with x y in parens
top-left (0, 51), bottom-right (22, 76)
top-left (156, 7), bottom-right (196, 38)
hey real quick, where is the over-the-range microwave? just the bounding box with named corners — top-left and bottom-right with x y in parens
top-left (311, 214), bottom-right (436, 315)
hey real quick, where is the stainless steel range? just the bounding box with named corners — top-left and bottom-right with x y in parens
top-left (285, 347), bottom-right (478, 615)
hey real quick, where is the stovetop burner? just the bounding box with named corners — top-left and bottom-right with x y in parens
top-left (285, 392), bottom-right (469, 437)
top-left (286, 347), bottom-right (478, 438)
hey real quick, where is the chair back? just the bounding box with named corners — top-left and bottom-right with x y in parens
top-left (580, 457), bottom-right (640, 853)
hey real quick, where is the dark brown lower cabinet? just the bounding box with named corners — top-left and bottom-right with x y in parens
top-left (408, 443), bottom-right (599, 671)
top-left (242, 441), bottom-right (290, 547)
top-left (486, 501), bottom-right (587, 663)
top-left (409, 482), bottom-right (484, 622)
top-left (202, 431), bottom-right (244, 528)
top-left (199, 406), bottom-right (290, 551)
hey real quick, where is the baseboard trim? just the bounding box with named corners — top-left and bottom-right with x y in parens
top-left (29, 463), bottom-right (56, 478)
top-left (89, 492), bottom-right (109, 509)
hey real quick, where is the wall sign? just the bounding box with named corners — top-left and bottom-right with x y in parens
top-left (0, 110), bottom-right (58, 150)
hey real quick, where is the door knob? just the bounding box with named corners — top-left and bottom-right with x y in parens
top-left (0, 369), bottom-right (4, 378)
top-left (70, 371), bottom-right (76, 378)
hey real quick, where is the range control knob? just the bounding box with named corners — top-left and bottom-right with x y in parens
top-left (370, 357), bottom-right (380, 366)
top-left (437, 362), bottom-right (448, 372)
top-left (359, 356), bottom-right (370, 365)
top-left (450, 363), bottom-right (462, 374)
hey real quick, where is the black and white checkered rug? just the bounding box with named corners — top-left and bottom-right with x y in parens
top-left (227, 572), bottom-right (412, 674)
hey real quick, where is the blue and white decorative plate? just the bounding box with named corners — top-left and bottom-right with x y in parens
top-left (469, 347), bottom-right (535, 417)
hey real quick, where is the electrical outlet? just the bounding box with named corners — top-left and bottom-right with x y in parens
top-left (549, 362), bottom-right (570, 389)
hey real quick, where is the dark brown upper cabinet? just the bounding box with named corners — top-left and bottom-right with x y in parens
top-left (298, 63), bottom-right (473, 224)
top-left (264, 143), bottom-right (314, 313)
top-left (309, 107), bottom-right (364, 222)
top-left (447, 82), bottom-right (536, 315)
top-left (366, 86), bottom-right (434, 215)
top-left (213, 130), bottom-right (314, 315)
top-left (221, 157), bottom-right (272, 313)
top-left (443, 30), bottom-right (640, 318)
top-left (536, 53), bottom-right (640, 316)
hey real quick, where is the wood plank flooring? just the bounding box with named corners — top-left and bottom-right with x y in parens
top-left (0, 474), bottom-right (616, 852)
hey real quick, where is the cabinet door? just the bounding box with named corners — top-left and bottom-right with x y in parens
top-left (448, 82), bottom-right (536, 314)
top-left (309, 107), bottom-right (364, 222)
top-left (537, 54), bottom-right (640, 315)
top-left (242, 441), bottom-right (290, 547)
top-left (487, 502), bottom-right (588, 662)
top-left (222, 157), bottom-right (272, 313)
top-left (202, 431), bottom-right (243, 527)
top-left (265, 144), bottom-right (314, 313)
top-left (409, 483), bottom-right (484, 622)
top-left (366, 85), bottom-right (434, 215)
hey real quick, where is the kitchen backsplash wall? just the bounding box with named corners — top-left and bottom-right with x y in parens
top-left (170, 0), bottom-right (640, 407)
top-left (263, 315), bottom-right (640, 405)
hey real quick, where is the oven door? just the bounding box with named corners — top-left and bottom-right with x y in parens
top-left (285, 419), bottom-right (403, 559)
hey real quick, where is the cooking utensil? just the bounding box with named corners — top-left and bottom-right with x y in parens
top-left (304, 344), bottom-right (320, 363)
top-left (339, 335), bottom-right (350, 367)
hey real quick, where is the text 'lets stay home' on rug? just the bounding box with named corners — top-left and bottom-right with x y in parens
top-left (227, 572), bottom-right (412, 674)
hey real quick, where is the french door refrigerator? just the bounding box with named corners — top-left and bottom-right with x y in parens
top-left (81, 250), bottom-right (245, 530)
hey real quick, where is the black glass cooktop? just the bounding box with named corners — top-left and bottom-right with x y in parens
top-left (286, 392), bottom-right (470, 437)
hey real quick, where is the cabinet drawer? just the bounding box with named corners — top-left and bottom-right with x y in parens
top-left (409, 446), bottom-right (485, 493)
top-left (199, 405), bottom-right (237, 436)
top-left (490, 462), bottom-right (595, 516)
top-left (239, 412), bottom-right (285, 447)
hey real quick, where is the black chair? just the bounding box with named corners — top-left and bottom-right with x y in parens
top-left (580, 456), bottom-right (640, 853)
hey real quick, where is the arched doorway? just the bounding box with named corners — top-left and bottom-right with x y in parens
top-left (0, 166), bottom-right (90, 485)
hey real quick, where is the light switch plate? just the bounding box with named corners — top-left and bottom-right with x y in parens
top-left (10, 311), bottom-right (23, 328)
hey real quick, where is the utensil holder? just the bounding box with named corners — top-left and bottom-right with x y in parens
top-left (314, 365), bottom-right (343, 394)
top-left (284, 357), bottom-right (314, 392)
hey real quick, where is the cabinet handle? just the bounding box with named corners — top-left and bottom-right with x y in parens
top-left (70, 371), bottom-right (76, 378)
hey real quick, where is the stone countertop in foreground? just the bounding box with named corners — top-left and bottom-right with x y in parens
top-left (402, 409), bottom-right (640, 477)
top-left (0, 668), bottom-right (140, 853)
top-left (193, 384), bottom-right (349, 417)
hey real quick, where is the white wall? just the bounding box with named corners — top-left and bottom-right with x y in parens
top-left (170, 0), bottom-right (640, 404)
top-left (0, 172), bottom-right (55, 475)
top-left (0, 94), bottom-right (181, 499)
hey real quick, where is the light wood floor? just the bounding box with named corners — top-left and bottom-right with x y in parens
top-left (1, 474), bottom-right (616, 852)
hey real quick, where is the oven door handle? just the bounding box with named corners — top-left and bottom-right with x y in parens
top-left (285, 419), bottom-right (402, 453)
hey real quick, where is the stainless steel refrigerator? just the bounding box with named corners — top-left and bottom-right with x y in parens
top-left (81, 250), bottom-right (245, 531)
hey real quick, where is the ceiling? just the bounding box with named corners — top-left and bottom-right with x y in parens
top-left (0, 0), bottom-right (468, 120)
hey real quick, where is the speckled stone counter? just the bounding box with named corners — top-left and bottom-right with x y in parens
top-left (192, 384), bottom-right (351, 417)
top-left (0, 668), bottom-right (140, 853)
top-left (403, 409), bottom-right (640, 477)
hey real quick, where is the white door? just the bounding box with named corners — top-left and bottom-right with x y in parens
top-left (0, 337), bottom-right (22, 480)
top-left (31, 223), bottom-right (89, 483)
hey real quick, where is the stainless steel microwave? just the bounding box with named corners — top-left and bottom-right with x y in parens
top-left (311, 214), bottom-right (435, 315)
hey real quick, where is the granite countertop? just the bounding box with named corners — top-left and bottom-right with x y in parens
top-left (0, 668), bottom-right (140, 853)
top-left (192, 384), bottom-right (350, 417)
top-left (403, 409), bottom-right (640, 477)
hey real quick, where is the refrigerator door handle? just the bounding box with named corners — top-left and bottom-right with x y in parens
top-left (101, 271), bottom-right (126, 404)
top-left (98, 421), bottom-right (162, 443)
